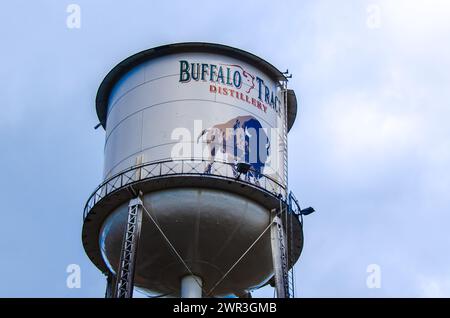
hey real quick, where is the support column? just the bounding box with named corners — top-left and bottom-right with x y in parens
top-left (113, 196), bottom-right (143, 298)
top-left (105, 272), bottom-right (116, 298)
top-left (271, 215), bottom-right (289, 298)
top-left (180, 275), bottom-right (202, 298)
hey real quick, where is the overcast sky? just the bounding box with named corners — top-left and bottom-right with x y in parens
top-left (0, 0), bottom-right (449, 297)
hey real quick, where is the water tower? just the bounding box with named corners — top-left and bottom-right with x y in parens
top-left (82, 42), bottom-right (313, 298)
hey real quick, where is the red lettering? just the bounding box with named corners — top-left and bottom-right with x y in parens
top-left (208, 84), bottom-right (268, 114)
top-left (257, 100), bottom-right (262, 110)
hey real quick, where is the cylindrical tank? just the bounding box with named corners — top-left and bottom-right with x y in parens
top-left (82, 43), bottom-right (301, 297)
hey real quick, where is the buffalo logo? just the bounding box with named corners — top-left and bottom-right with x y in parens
top-left (220, 64), bottom-right (255, 94)
top-left (197, 116), bottom-right (270, 183)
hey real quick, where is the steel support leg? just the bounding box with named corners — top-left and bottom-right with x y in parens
top-left (180, 275), bottom-right (203, 298)
top-left (271, 215), bottom-right (290, 298)
top-left (113, 196), bottom-right (143, 298)
top-left (105, 272), bottom-right (116, 298)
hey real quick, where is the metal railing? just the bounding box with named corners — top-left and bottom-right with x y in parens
top-left (83, 158), bottom-right (287, 220)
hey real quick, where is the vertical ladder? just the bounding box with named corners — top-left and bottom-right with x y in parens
top-left (113, 196), bottom-right (143, 298)
top-left (282, 85), bottom-right (289, 192)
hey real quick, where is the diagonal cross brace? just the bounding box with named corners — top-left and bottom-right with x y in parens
top-left (113, 196), bottom-right (143, 298)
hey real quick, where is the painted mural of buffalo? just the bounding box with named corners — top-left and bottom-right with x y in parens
top-left (197, 115), bottom-right (270, 184)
